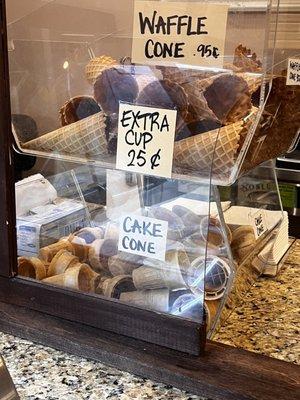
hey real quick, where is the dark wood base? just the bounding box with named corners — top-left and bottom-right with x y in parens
top-left (0, 301), bottom-right (299, 400)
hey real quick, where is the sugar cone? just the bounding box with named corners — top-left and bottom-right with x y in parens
top-left (85, 55), bottom-right (117, 85)
top-left (18, 257), bottom-right (47, 280)
top-left (23, 112), bottom-right (108, 158)
top-left (173, 120), bottom-right (244, 178)
top-left (39, 240), bottom-right (74, 263)
top-left (47, 249), bottom-right (79, 277)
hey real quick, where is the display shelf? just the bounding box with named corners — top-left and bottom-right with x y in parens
top-left (0, 0), bottom-right (299, 377)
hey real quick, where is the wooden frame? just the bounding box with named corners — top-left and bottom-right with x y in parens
top-left (0, 2), bottom-right (299, 399)
top-left (0, 0), bottom-right (206, 356)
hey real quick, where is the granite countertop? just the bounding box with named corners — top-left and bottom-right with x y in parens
top-left (0, 241), bottom-right (299, 400)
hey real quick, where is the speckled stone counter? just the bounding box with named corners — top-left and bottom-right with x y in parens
top-left (0, 241), bottom-right (299, 400)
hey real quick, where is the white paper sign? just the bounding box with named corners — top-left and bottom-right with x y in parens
top-left (116, 103), bottom-right (177, 178)
top-left (132, 1), bottom-right (228, 68)
top-left (250, 210), bottom-right (268, 239)
top-left (118, 214), bottom-right (168, 261)
top-left (286, 58), bottom-right (300, 85)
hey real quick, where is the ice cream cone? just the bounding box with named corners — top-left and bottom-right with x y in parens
top-left (39, 240), bottom-right (74, 263)
top-left (23, 112), bottom-right (108, 158)
top-left (183, 82), bottom-right (218, 122)
top-left (158, 66), bottom-right (214, 85)
top-left (120, 289), bottom-right (170, 312)
top-left (230, 225), bottom-right (256, 263)
top-left (18, 257), bottom-right (47, 280)
top-left (43, 263), bottom-right (95, 292)
top-left (59, 96), bottom-right (101, 126)
top-left (85, 55), bottom-right (117, 85)
top-left (233, 44), bottom-right (262, 73)
top-left (136, 74), bottom-right (157, 93)
top-left (186, 255), bottom-right (231, 299)
top-left (204, 300), bottom-right (221, 331)
top-left (47, 249), bottom-right (79, 277)
top-left (108, 252), bottom-right (143, 276)
top-left (89, 238), bottom-right (118, 272)
top-left (133, 248), bottom-right (190, 291)
top-left (238, 73), bottom-right (262, 94)
top-left (173, 120), bottom-right (244, 178)
top-left (101, 275), bottom-right (135, 299)
top-left (69, 240), bottom-right (91, 263)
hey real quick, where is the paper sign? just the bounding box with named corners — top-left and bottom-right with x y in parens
top-left (116, 103), bottom-right (177, 178)
top-left (132, 1), bottom-right (228, 68)
top-left (118, 214), bottom-right (168, 261)
top-left (250, 210), bottom-right (268, 239)
top-left (286, 58), bottom-right (300, 85)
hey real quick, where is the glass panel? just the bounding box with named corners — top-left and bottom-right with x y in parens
top-left (15, 160), bottom-right (215, 325)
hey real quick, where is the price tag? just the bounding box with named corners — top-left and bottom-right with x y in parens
top-left (286, 58), bottom-right (300, 85)
top-left (116, 103), bottom-right (177, 178)
top-left (250, 210), bottom-right (268, 239)
top-left (132, 1), bottom-right (228, 68)
top-left (118, 214), bottom-right (168, 261)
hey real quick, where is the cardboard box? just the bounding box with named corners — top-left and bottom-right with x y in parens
top-left (17, 198), bottom-right (87, 257)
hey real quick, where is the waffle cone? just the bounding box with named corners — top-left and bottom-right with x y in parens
top-left (183, 82), bottom-right (218, 121)
top-left (18, 257), bottom-right (47, 280)
top-left (238, 73), bottom-right (262, 94)
top-left (23, 112), bottom-right (108, 158)
top-left (85, 55), bottom-right (117, 85)
top-left (158, 66), bottom-right (213, 85)
top-left (173, 120), bottom-right (244, 177)
top-left (136, 74), bottom-right (157, 93)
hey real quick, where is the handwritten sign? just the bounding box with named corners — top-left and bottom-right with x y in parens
top-left (116, 103), bottom-right (177, 178)
top-left (250, 210), bottom-right (268, 239)
top-left (118, 214), bottom-right (168, 261)
top-left (286, 58), bottom-right (300, 85)
top-left (132, 1), bottom-right (228, 68)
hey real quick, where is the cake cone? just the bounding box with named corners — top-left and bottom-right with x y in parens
top-left (23, 112), bottom-right (108, 158)
top-left (173, 120), bottom-right (244, 178)
top-left (108, 252), bottom-right (143, 276)
top-left (120, 289), bottom-right (170, 313)
top-left (39, 240), bottom-right (74, 263)
top-left (70, 241), bottom-right (91, 263)
top-left (204, 300), bottom-right (221, 331)
top-left (43, 263), bottom-right (95, 292)
top-left (85, 55), bottom-right (117, 85)
top-left (18, 257), bottom-right (47, 280)
top-left (47, 249), bottom-right (79, 277)
top-left (101, 275), bottom-right (135, 299)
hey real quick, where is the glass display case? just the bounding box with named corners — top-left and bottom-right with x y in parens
top-left (0, 0), bottom-right (298, 362)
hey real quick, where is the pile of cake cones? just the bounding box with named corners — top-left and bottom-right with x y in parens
top-left (17, 205), bottom-right (240, 332)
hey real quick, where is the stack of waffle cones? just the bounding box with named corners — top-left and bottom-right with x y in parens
top-left (85, 55), bottom-right (117, 85)
top-left (23, 112), bottom-right (108, 158)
